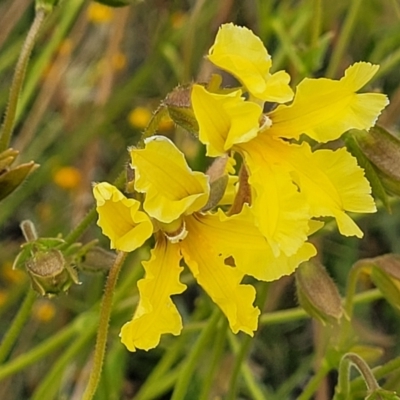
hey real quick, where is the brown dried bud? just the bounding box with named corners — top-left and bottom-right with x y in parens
top-left (26, 249), bottom-right (79, 297)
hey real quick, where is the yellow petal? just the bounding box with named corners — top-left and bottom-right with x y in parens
top-left (267, 62), bottom-right (389, 142)
top-left (271, 139), bottom-right (376, 237)
top-left (93, 182), bottom-right (153, 252)
top-left (241, 139), bottom-right (311, 256)
top-left (191, 85), bottom-right (262, 156)
top-left (120, 235), bottom-right (186, 351)
top-left (208, 23), bottom-right (293, 102)
top-left (181, 215), bottom-right (260, 335)
top-left (130, 136), bottom-right (209, 223)
top-left (191, 208), bottom-right (316, 281)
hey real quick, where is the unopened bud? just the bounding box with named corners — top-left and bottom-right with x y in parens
top-left (164, 85), bottom-right (199, 134)
top-left (296, 261), bottom-right (343, 325)
top-left (0, 148), bottom-right (39, 201)
top-left (352, 126), bottom-right (400, 200)
top-left (26, 249), bottom-right (79, 297)
top-left (369, 254), bottom-right (400, 311)
top-left (79, 247), bottom-right (117, 273)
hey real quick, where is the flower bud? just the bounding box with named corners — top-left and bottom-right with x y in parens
top-left (164, 85), bottom-right (199, 134)
top-left (369, 254), bottom-right (400, 311)
top-left (351, 126), bottom-right (400, 200)
top-left (0, 148), bottom-right (39, 201)
top-left (78, 246), bottom-right (117, 273)
top-left (26, 249), bottom-right (79, 297)
top-left (365, 389), bottom-right (400, 400)
top-left (295, 261), bottom-right (343, 325)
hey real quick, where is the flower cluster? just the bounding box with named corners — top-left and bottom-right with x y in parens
top-left (93, 23), bottom-right (388, 351)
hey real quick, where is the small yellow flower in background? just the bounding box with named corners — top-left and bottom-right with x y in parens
top-left (53, 166), bottom-right (81, 190)
top-left (33, 301), bottom-right (56, 323)
top-left (111, 52), bottom-right (127, 71)
top-left (87, 3), bottom-right (114, 24)
top-left (1, 262), bottom-right (25, 284)
top-left (0, 289), bottom-right (8, 307)
top-left (128, 107), bottom-right (152, 129)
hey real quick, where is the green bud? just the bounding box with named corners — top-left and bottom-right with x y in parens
top-left (26, 249), bottom-right (79, 297)
top-left (201, 157), bottom-right (230, 212)
top-left (369, 254), bottom-right (400, 311)
top-left (295, 261), bottom-right (343, 325)
top-left (164, 85), bottom-right (199, 134)
top-left (78, 247), bottom-right (116, 273)
top-left (0, 158), bottom-right (39, 201)
top-left (351, 126), bottom-right (400, 201)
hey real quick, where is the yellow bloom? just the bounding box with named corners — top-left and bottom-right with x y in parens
top-left (192, 24), bottom-right (389, 255)
top-left (208, 23), bottom-right (294, 102)
top-left (95, 137), bottom-right (310, 351)
top-left (93, 182), bottom-right (153, 252)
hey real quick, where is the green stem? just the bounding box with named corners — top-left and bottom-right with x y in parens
top-left (351, 355), bottom-right (400, 392)
top-left (227, 283), bottom-right (270, 400)
top-left (0, 312), bottom-right (93, 381)
top-left (31, 326), bottom-right (94, 400)
top-left (82, 251), bottom-right (127, 400)
top-left (344, 261), bottom-right (370, 318)
top-left (199, 318), bottom-right (228, 400)
top-left (311, 0), bottom-right (322, 49)
top-left (171, 309), bottom-right (221, 400)
top-left (0, 288), bottom-right (36, 364)
top-left (297, 360), bottom-right (331, 400)
top-left (0, 7), bottom-right (48, 152)
top-left (326, 0), bottom-right (363, 78)
top-left (227, 333), bottom-right (267, 400)
top-left (337, 353), bottom-right (380, 398)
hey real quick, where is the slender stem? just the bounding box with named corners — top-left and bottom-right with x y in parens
top-left (227, 333), bottom-right (268, 400)
top-left (0, 312), bottom-right (91, 381)
top-left (342, 353), bottom-right (380, 393)
top-left (311, 0), bottom-right (322, 49)
top-left (0, 8), bottom-right (48, 151)
top-left (82, 251), bottom-right (127, 400)
top-left (31, 327), bottom-right (94, 400)
top-left (227, 283), bottom-right (269, 400)
top-left (351, 355), bottom-right (400, 392)
top-left (297, 360), bottom-right (331, 400)
top-left (326, 0), bottom-right (363, 78)
top-left (199, 318), bottom-right (228, 400)
top-left (0, 288), bottom-right (36, 364)
top-left (171, 309), bottom-right (221, 400)
top-left (344, 261), bottom-right (371, 318)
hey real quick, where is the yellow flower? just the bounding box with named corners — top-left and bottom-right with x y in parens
top-left (87, 3), bottom-right (114, 24)
top-left (53, 166), bottom-right (81, 190)
top-left (94, 137), bottom-right (313, 351)
top-left (192, 23), bottom-right (389, 257)
top-left (128, 107), bottom-right (152, 129)
top-left (93, 183), bottom-right (153, 252)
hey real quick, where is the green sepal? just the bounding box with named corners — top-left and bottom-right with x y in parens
top-left (345, 132), bottom-right (391, 212)
top-left (0, 161), bottom-right (39, 201)
top-left (369, 254), bottom-right (400, 311)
